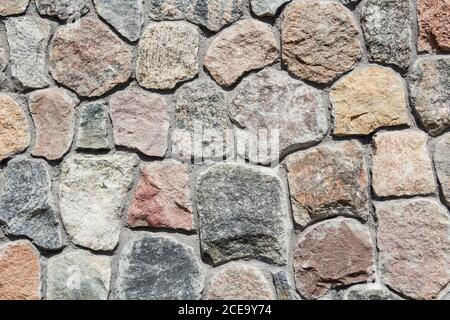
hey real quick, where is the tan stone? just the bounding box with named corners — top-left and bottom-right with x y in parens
top-left (0, 0), bottom-right (29, 16)
top-left (418, 0), bottom-right (450, 52)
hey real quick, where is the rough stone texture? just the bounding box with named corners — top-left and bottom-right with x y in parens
top-left (204, 19), bottom-right (279, 87)
top-left (251, 0), bottom-right (290, 17)
top-left (434, 133), bottom-right (450, 207)
top-left (49, 17), bottom-right (132, 97)
top-left (331, 65), bottom-right (410, 136)
top-left (127, 161), bottom-right (193, 231)
top-left (343, 284), bottom-right (401, 300)
top-left (59, 154), bottom-right (138, 251)
top-left (109, 88), bottom-right (169, 157)
top-left (0, 31), bottom-right (8, 71)
top-left (136, 21), bottom-right (199, 90)
top-left (205, 265), bottom-right (274, 300)
top-left (372, 130), bottom-right (436, 198)
top-left (116, 235), bottom-right (204, 300)
top-left (35, 0), bottom-right (90, 20)
top-left (47, 250), bottom-right (111, 300)
top-left (409, 56), bottom-right (450, 136)
top-left (196, 164), bottom-right (289, 266)
top-left (285, 141), bottom-right (369, 228)
top-left (273, 271), bottom-right (298, 300)
top-left (418, 0), bottom-right (450, 52)
top-left (0, 0), bottom-right (29, 16)
top-left (376, 198), bottom-right (450, 300)
top-left (0, 241), bottom-right (41, 300)
top-left (76, 102), bottom-right (112, 151)
top-left (294, 218), bottom-right (375, 299)
top-left (281, 0), bottom-right (362, 84)
top-left (0, 159), bottom-right (63, 250)
top-left (29, 87), bottom-right (77, 161)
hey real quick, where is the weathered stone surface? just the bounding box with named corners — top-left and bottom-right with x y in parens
top-left (434, 133), bottom-right (450, 207)
top-left (273, 271), bottom-right (298, 300)
top-left (5, 16), bottom-right (52, 89)
top-left (136, 21), bottom-right (199, 90)
top-left (376, 198), bottom-right (450, 300)
top-left (76, 102), bottom-right (112, 151)
top-left (0, 159), bottom-right (63, 250)
top-left (205, 265), bottom-right (274, 300)
top-left (0, 31), bottom-right (8, 71)
top-left (285, 141), bottom-right (369, 228)
top-left (294, 218), bottom-right (375, 299)
top-left (59, 154), bottom-right (138, 251)
top-left (251, 0), bottom-right (290, 17)
top-left (94, 0), bottom-right (143, 41)
top-left (0, 241), bottom-right (40, 300)
top-left (418, 0), bottom-right (450, 52)
top-left (281, 0), bottom-right (362, 84)
top-left (0, 94), bottom-right (30, 161)
top-left (372, 130), bottom-right (436, 198)
top-left (343, 284), bottom-right (401, 300)
top-left (116, 235), bottom-right (204, 300)
top-left (29, 87), bottom-right (77, 161)
top-left (196, 164), bottom-right (289, 265)
top-left (0, 0), bottom-right (29, 16)
top-left (231, 68), bottom-right (329, 164)
top-left (109, 88), bottom-right (169, 157)
top-left (204, 19), bottom-right (279, 87)
top-left (35, 0), bottom-right (90, 20)
top-left (49, 17), bottom-right (132, 97)
top-left (331, 65), bottom-right (410, 136)
top-left (47, 250), bottom-right (111, 300)
top-left (409, 56), bottom-right (450, 136)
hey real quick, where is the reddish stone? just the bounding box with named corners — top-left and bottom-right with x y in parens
top-left (418, 0), bottom-right (450, 52)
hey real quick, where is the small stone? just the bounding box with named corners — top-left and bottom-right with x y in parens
top-left (0, 159), bottom-right (63, 250)
top-left (343, 284), bottom-right (401, 300)
top-left (204, 19), bottom-right (279, 87)
top-left (29, 87), bottom-right (77, 161)
top-left (136, 21), bottom-right (199, 90)
top-left (109, 88), bottom-right (169, 157)
top-left (0, 30), bottom-right (9, 71)
top-left (76, 102), bottom-right (112, 151)
top-left (59, 154), bottom-right (138, 251)
top-left (331, 65), bottom-right (410, 136)
top-left (196, 164), bottom-right (289, 266)
top-left (251, 0), bottom-right (290, 17)
top-left (418, 0), bottom-right (450, 52)
top-left (409, 56), bottom-right (450, 136)
top-left (372, 130), bottom-right (436, 198)
top-left (205, 265), bottom-right (274, 300)
top-left (47, 250), bottom-right (111, 300)
top-left (434, 133), bottom-right (450, 207)
top-left (281, 0), bottom-right (362, 84)
top-left (35, 0), bottom-right (90, 21)
top-left (116, 235), bottom-right (204, 300)
top-left (273, 271), bottom-right (298, 300)
top-left (49, 17), bottom-right (132, 97)
top-left (376, 198), bottom-right (450, 300)
top-left (0, 0), bottom-right (29, 16)
top-left (0, 241), bottom-right (41, 300)
top-left (294, 218), bottom-right (375, 299)
top-left (127, 161), bottom-right (193, 231)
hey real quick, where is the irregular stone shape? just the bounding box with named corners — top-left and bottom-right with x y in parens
top-left (273, 271), bottom-right (298, 300)
top-left (59, 154), bottom-right (138, 251)
top-left (0, 0), bottom-right (29, 16)
top-left (376, 198), bottom-right (450, 300)
top-left (196, 164), bottom-right (289, 265)
top-left (231, 68), bottom-right (329, 164)
top-left (0, 159), bottom-right (63, 250)
top-left (285, 141), bottom-right (369, 228)
top-left (47, 250), bottom-right (111, 300)
top-left (94, 0), bottom-right (143, 41)
top-left (76, 102), bottom-right (112, 151)
top-left (331, 65), bottom-right (410, 136)
top-left (109, 88), bottom-right (169, 157)
top-left (29, 87), bottom-right (77, 161)
top-left (0, 94), bottom-right (30, 161)
top-left (204, 19), bottom-right (279, 87)
top-left (281, 0), bottom-right (362, 84)
top-left (418, 0), bottom-right (450, 52)
top-left (49, 17), bottom-right (132, 97)
top-left (136, 21), bottom-right (199, 90)
top-left (116, 235), bottom-right (204, 300)
top-left (251, 0), bottom-right (290, 17)
top-left (372, 130), bottom-right (436, 198)
top-left (409, 56), bottom-right (450, 136)
top-left (294, 218), bottom-right (375, 299)
top-left (0, 30), bottom-right (8, 71)
top-left (343, 284), bottom-right (401, 300)
top-left (205, 265), bottom-right (274, 300)
top-left (35, 0), bottom-right (90, 20)
top-left (0, 241), bottom-right (41, 300)
top-left (5, 16), bottom-right (52, 89)
top-left (127, 161), bottom-right (193, 231)
top-left (434, 133), bottom-right (450, 207)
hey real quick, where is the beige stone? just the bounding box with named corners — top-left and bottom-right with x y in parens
top-left (0, 0), bottom-right (29, 16)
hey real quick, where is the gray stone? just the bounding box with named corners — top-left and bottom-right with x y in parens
top-left (0, 30), bottom-right (8, 71)
top-left (434, 133), bottom-right (450, 207)
top-left (273, 271), bottom-right (298, 300)
top-left (35, 0), bottom-right (90, 21)
top-left (343, 284), bottom-right (401, 300)
top-left (250, 0), bottom-right (290, 17)
top-left (76, 102), bottom-right (112, 151)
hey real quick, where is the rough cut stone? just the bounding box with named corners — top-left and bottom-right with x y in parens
top-left (251, 0), bottom-right (290, 17)
top-left (196, 164), bottom-right (289, 266)
top-left (343, 284), bottom-right (401, 300)
top-left (0, 0), bottom-right (29, 16)
top-left (294, 218), bottom-right (375, 299)
top-left (204, 19), bottom-right (279, 87)
top-left (418, 0), bottom-right (450, 52)
top-left (35, 0), bottom-right (90, 20)
top-left (434, 133), bottom-right (450, 207)
top-left (273, 271), bottom-right (298, 300)
top-left (331, 65), bottom-right (410, 136)
top-left (136, 21), bottom-right (199, 90)
top-left (376, 198), bottom-right (450, 300)
top-left (0, 31), bottom-right (8, 71)
top-left (49, 17), bottom-right (132, 97)
top-left (116, 235), bottom-right (204, 300)
top-left (109, 88), bottom-right (169, 157)
top-left (281, 0), bottom-right (362, 84)
top-left (47, 250), bottom-right (111, 300)
top-left (372, 130), bottom-right (436, 198)
top-left (59, 154), bottom-right (138, 251)
top-left (76, 102), bottom-right (112, 151)
top-left (0, 159), bottom-right (63, 250)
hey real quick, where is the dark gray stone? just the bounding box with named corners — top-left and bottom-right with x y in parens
top-left (273, 271), bottom-right (298, 300)
top-left (250, 0), bottom-right (290, 17)
top-left (76, 102), bottom-right (112, 151)
top-left (343, 284), bottom-right (401, 300)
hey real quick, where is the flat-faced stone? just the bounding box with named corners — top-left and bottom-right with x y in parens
top-left (273, 271), bottom-right (298, 300)
top-left (251, 0), bottom-right (290, 17)
top-left (35, 0), bottom-right (90, 20)
top-left (343, 284), bottom-right (401, 300)
top-left (0, 0), bottom-right (29, 16)
top-left (76, 102), bottom-right (112, 151)
top-left (418, 0), bottom-right (450, 52)
top-left (0, 30), bottom-right (8, 71)
top-left (434, 133), bottom-right (450, 207)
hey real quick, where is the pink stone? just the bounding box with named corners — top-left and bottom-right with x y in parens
top-left (418, 0), bottom-right (450, 52)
